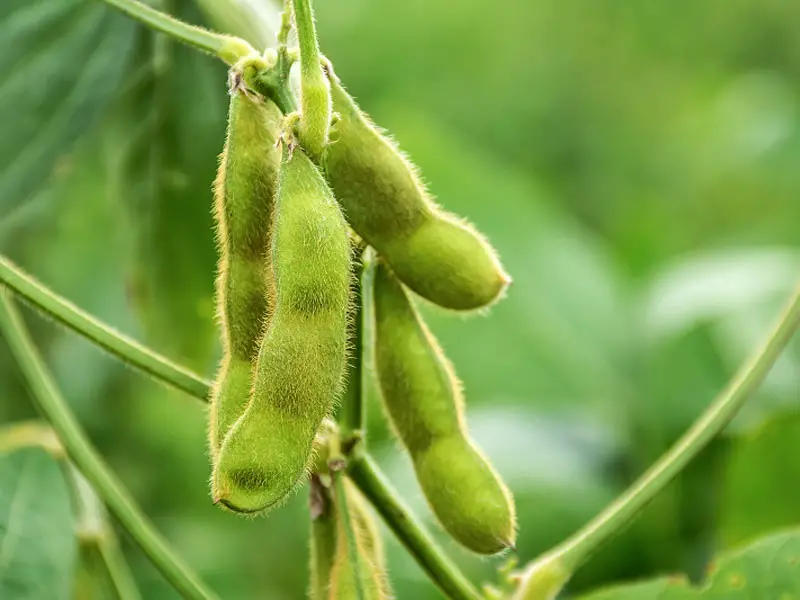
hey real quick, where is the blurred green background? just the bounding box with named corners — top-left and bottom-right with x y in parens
top-left (1, 0), bottom-right (799, 598)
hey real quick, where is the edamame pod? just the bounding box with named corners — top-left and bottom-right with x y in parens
top-left (323, 67), bottom-right (509, 311)
top-left (373, 261), bottom-right (516, 554)
top-left (213, 147), bottom-right (351, 513)
top-left (208, 80), bottom-right (282, 457)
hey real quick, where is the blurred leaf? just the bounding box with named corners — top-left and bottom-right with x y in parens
top-left (0, 447), bottom-right (76, 600)
top-left (640, 249), bottom-right (800, 432)
top-left (642, 248), bottom-right (800, 341)
top-left (114, 1), bottom-right (228, 370)
top-left (577, 528), bottom-right (800, 599)
top-left (0, 132), bottom-right (143, 426)
top-left (195, 0), bottom-right (280, 49)
top-left (720, 412), bottom-right (800, 548)
top-left (0, 0), bottom-right (135, 213)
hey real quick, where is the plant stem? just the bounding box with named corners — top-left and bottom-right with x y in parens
top-left (0, 256), bottom-right (210, 401)
top-left (0, 291), bottom-right (218, 600)
top-left (516, 282), bottom-right (800, 594)
top-left (292, 0), bottom-right (331, 161)
top-left (278, 0), bottom-right (293, 47)
top-left (98, 0), bottom-right (255, 64)
top-left (339, 251), bottom-right (369, 444)
top-left (348, 453), bottom-right (483, 600)
top-left (270, 80), bottom-right (299, 120)
top-left (97, 527), bottom-right (143, 600)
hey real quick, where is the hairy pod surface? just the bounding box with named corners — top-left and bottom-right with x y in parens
top-left (323, 70), bottom-right (509, 311)
top-left (213, 147), bottom-right (352, 514)
top-left (209, 88), bottom-right (282, 456)
top-left (311, 476), bottom-right (391, 600)
top-left (373, 262), bottom-right (516, 554)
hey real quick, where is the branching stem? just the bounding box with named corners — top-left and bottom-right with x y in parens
top-left (348, 453), bottom-right (483, 600)
top-left (0, 291), bottom-right (218, 600)
top-left (0, 256), bottom-right (210, 401)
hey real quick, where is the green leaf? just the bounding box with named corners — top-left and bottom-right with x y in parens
top-left (115, 2), bottom-right (228, 370)
top-left (0, 447), bottom-right (76, 600)
top-left (577, 529), bottom-right (800, 599)
top-left (0, 0), bottom-right (135, 213)
top-left (720, 412), bottom-right (800, 548)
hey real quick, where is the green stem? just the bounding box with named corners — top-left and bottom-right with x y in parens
top-left (0, 256), bottom-right (210, 401)
top-left (292, 0), bottom-right (331, 161)
top-left (339, 250), bottom-right (370, 444)
top-left (348, 453), bottom-right (483, 600)
top-left (278, 0), bottom-right (292, 47)
top-left (271, 79), bottom-right (299, 116)
top-left (0, 291), bottom-right (218, 600)
top-left (97, 527), bottom-right (143, 600)
top-left (69, 463), bottom-right (141, 600)
top-left (517, 282), bottom-right (800, 594)
top-left (98, 0), bottom-right (255, 65)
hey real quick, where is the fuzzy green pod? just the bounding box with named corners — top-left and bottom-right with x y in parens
top-left (323, 68), bottom-right (509, 311)
top-left (208, 84), bottom-right (282, 457)
top-left (372, 261), bottom-right (516, 554)
top-left (213, 147), bottom-right (351, 513)
top-left (311, 476), bottom-right (391, 600)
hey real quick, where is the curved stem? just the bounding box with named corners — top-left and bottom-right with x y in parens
top-left (348, 453), bottom-right (483, 600)
top-left (98, 0), bottom-right (255, 65)
top-left (0, 291), bottom-right (218, 600)
top-left (516, 282), bottom-right (800, 596)
top-left (0, 256), bottom-right (210, 401)
top-left (292, 0), bottom-right (331, 161)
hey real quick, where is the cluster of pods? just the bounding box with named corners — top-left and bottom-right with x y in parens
top-left (207, 55), bottom-right (516, 597)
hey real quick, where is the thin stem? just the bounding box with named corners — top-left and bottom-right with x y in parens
top-left (517, 282), bottom-right (800, 593)
top-left (69, 462), bottom-right (141, 600)
top-left (0, 291), bottom-right (218, 600)
top-left (97, 527), bottom-right (143, 600)
top-left (348, 453), bottom-right (483, 600)
top-left (0, 256), bottom-right (210, 401)
top-left (278, 0), bottom-right (292, 47)
top-left (339, 249), bottom-right (369, 443)
top-left (292, 0), bottom-right (331, 161)
top-left (98, 0), bottom-right (255, 65)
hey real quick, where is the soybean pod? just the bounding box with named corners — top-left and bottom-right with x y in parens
top-left (372, 261), bottom-right (516, 554)
top-left (323, 66), bottom-right (509, 311)
top-left (208, 75), bottom-right (282, 459)
top-left (213, 146), bottom-right (352, 514)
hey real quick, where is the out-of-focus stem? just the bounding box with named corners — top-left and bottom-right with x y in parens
top-left (98, 0), bottom-right (255, 64)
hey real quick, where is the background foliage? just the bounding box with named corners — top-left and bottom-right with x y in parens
top-left (1, 0), bottom-right (799, 598)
